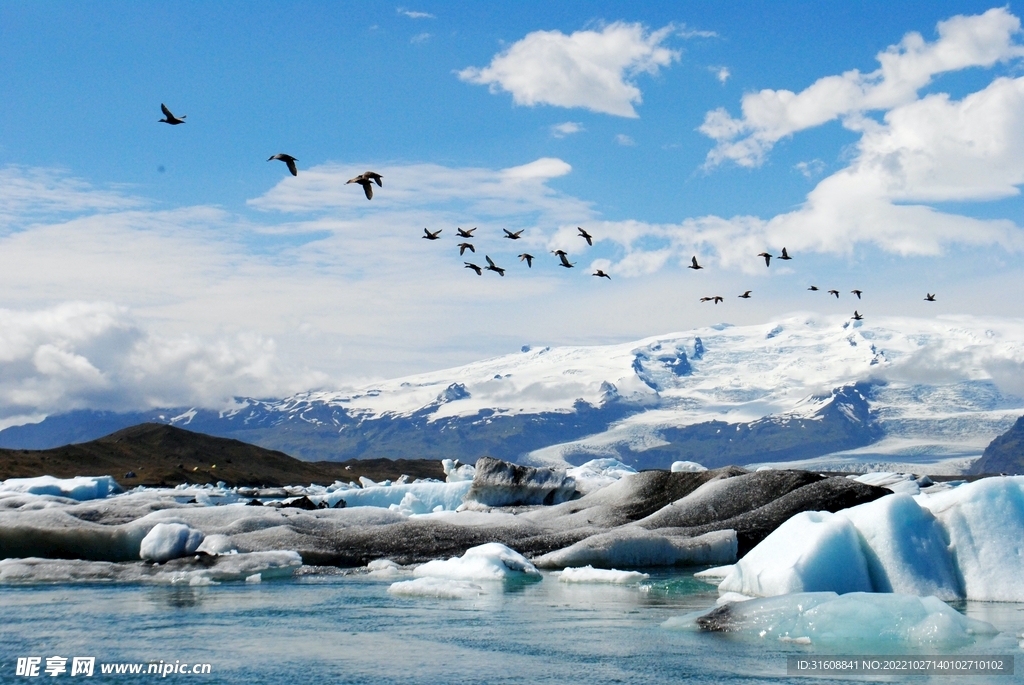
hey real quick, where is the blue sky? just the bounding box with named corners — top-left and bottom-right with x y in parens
top-left (2, 2), bottom-right (1024, 424)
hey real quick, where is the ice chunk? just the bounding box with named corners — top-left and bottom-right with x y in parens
top-left (139, 523), bottom-right (204, 562)
top-left (557, 566), bottom-right (649, 584)
top-left (0, 476), bottom-right (122, 501)
top-left (463, 457), bottom-right (576, 507)
top-left (441, 459), bottom-right (476, 483)
top-left (841, 493), bottom-right (961, 599)
top-left (534, 528), bottom-right (736, 569)
top-left (918, 476), bottom-right (1024, 602)
top-left (413, 542), bottom-right (539, 581)
top-left (719, 511), bottom-right (872, 596)
top-left (671, 461), bottom-right (707, 473)
top-left (388, 577), bottom-right (484, 599)
top-left (322, 480), bottom-right (471, 511)
top-left (665, 592), bottom-right (998, 648)
top-left (245, 573), bottom-right (261, 583)
top-left (566, 459), bottom-right (637, 495)
top-left (367, 559), bottom-right (403, 577)
top-left (195, 534), bottom-right (236, 556)
top-left (0, 551), bottom-right (301, 585)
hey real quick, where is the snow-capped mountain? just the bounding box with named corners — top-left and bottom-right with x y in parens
top-left (3, 314), bottom-right (1023, 473)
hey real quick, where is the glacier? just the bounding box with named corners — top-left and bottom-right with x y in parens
top-left (4, 314), bottom-right (1024, 473)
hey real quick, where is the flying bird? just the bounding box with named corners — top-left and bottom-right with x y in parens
top-left (852, 310), bottom-right (864, 321)
top-left (422, 228), bottom-right (441, 240)
top-left (757, 252), bottom-right (772, 267)
top-left (557, 252), bottom-right (574, 268)
top-left (738, 291), bottom-right (752, 298)
top-left (503, 229), bottom-right (524, 240)
top-left (551, 249), bottom-right (568, 257)
top-left (484, 255), bottom-right (505, 276)
top-left (159, 103), bottom-right (186, 125)
top-left (851, 289), bottom-right (862, 299)
top-left (808, 285), bottom-right (819, 291)
top-left (779, 247), bottom-right (792, 260)
top-left (457, 242), bottom-right (475, 255)
top-left (457, 227), bottom-right (477, 238)
top-left (346, 171), bottom-right (383, 200)
top-left (925, 293), bottom-right (936, 301)
top-left (700, 296), bottom-right (724, 304)
top-left (268, 154), bottom-right (298, 176)
top-left (578, 227), bottom-right (594, 246)
top-left (518, 253), bottom-right (534, 268)
top-left (464, 262), bottom-right (482, 275)
top-left (593, 269), bottom-right (610, 279)
top-left (688, 256), bottom-right (703, 270)
top-left (828, 289), bottom-right (840, 298)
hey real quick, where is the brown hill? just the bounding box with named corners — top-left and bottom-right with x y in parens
top-left (0, 423), bottom-right (445, 488)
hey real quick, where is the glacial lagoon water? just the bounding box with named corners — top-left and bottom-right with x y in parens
top-left (3, 569), bottom-right (1022, 684)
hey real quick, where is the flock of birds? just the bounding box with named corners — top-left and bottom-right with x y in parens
top-left (160, 103), bottom-right (940, 322)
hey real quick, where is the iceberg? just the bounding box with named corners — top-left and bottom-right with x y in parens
top-left (534, 528), bottom-right (736, 569)
top-left (556, 566), bottom-right (649, 584)
top-left (665, 592), bottom-right (998, 648)
top-left (139, 522), bottom-right (204, 562)
top-left (566, 459), bottom-right (637, 495)
top-left (462, 457), bottom-right (576, 507)
top-left (413, 542), bottom-right (539, 581)
top-left (0, 475), bottom-right (122, 501)
top-left (387, 577), bottom-right (484, 599)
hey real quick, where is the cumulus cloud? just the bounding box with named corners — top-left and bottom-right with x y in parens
top-left (0, 302), bottom-right (326, 422)
top-left (701, 7), bottom-right (1024, 167)
top-left (458, 22), bottom-right (679, 117)
top-left (710, 65), bottom-right (730, 84)
top-left (551, 121), bottom-right (584, 138)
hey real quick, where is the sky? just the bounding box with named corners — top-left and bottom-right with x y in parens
top-left (2, 1), bottom-right (1024, 426)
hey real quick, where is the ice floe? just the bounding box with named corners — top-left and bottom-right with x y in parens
top-left (556, 566), bottom-right (649, 584)
top-left (387, 577), bottom-right (484, 599)
top-left (716, 476), bottom-right (1024, 602)
top-left (665, 592), bottom-right (998, 648)
top-left (0, 475), bottom-right (122, 501)
top-left (413, 542), bottom-right (540, 581)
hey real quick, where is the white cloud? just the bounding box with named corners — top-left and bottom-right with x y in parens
top-left (0, 302), bottom-right (325, 420)
top-left (458, 22), bottom-right (679, 117)
top-left (615, 134), bottom-right (636, 146)
top-left (710, 65), bottom-right (730, 84)
top-left (398, 8), bottom-right (434, 19)
top-left (410, 32), bottom-right (431, 44)
top-left (551, 121), bottom-right (584, 138)
top-left (701, 7), bottom-right (1024, 167)
top-left (794, 159), bottom-right (825, 178)
top-left (0, 166), bottom-right (145, 224)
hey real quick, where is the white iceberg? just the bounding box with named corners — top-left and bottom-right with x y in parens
top-left (557, 566), bottom-right (649, 584)
top-left (671, 461), bottom-right (707, 473)
top-left (0, 475), bottom-right (122, 501)
top-left (413, 542), bottom-right (539, 581)
top-left (566, 459), bottom-right (637, 495)
top-left (139, 522), bottom-right (204, 562)
top-left (323, 480), bottom-right (471, 511)
top-left (387, 577), bottom-right (484, 599)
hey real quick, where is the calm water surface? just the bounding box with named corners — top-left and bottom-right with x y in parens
top-left (2, 569), bottom-right (1022, 684)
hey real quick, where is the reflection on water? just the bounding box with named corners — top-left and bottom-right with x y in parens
top-left (1, 569), bottom-right (1021, 684)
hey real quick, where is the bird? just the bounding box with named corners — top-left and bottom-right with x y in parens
top-left (852, 310), bottom-right (864, 321)
top-left (457, 227), bottom-right (476, 238)
top-left (458, 242), bottom-right (475, 255)
top-left (551, 249), bottom-right (568, 257)
top-left (484, 255), bottom-right (505, 276)
top-left (808, 285), bottom-right (819, 291)
top-left (925, 293), bottom-right (936, 301)
top-left (268, 154), bottom-right (298, 176)
top-left (422, 228), bottom-right (441, 240)
top-left (828, 289), bottom-right (840, 298)
top-left (578, 227), bottom-right (594, 246)
top-left (464, 262), bottom-right (482, 275)
top-left (688, 256), bottom-right (703, 270)
top-left (779, 247), bottom-right (792, 260)
top-left (346, 172), bottom-right (383, 200)
top-left (557, 252), bottom-right (574, 268)
top-left (159, 103), bottom-right (186, 125)
top-left (503, 228), bottom-right (524, 240)
top-left (593, 269), bottom-right (610, 279)
top-left (851, 289), bottom-right (862, 299)
top-left (700, 296), bottom-right (724, 304)
top-left (518, 253), bottom-right (534, 268)
top-left (738, 290), bottom-right (752, 298)
top-left (757, 252), bottom-right (773, 267)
